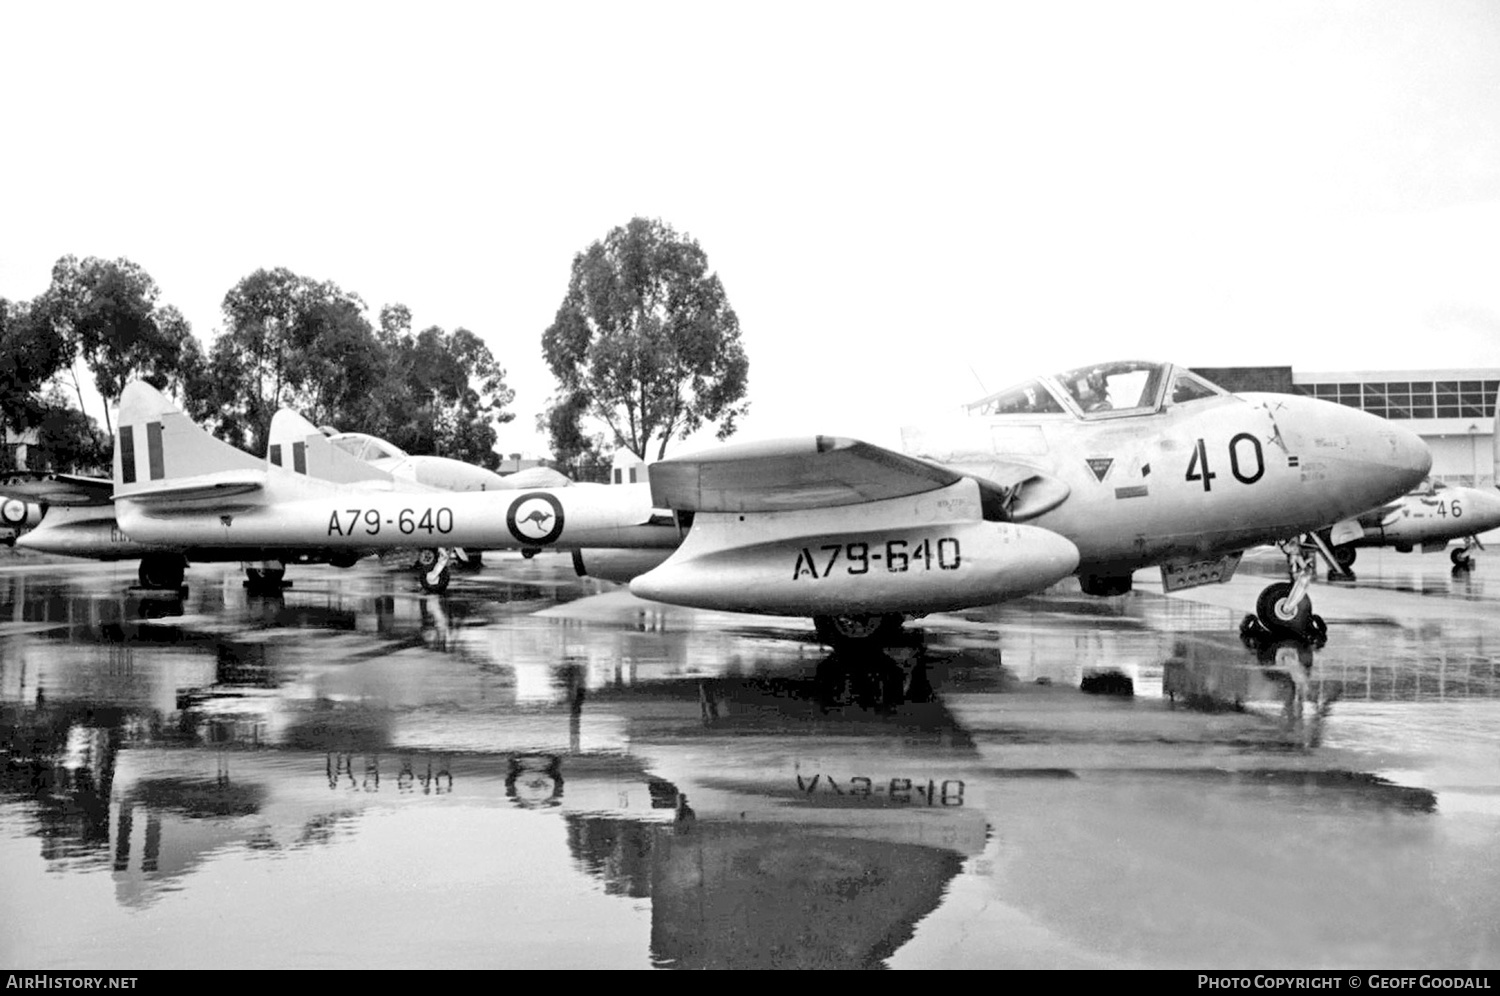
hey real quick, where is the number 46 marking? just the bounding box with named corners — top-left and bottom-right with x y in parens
top-left (1186, 434), bottom-right (1265, 492)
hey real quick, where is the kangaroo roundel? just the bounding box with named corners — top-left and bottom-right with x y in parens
top-left (506, 492), bottom-right (565, 545)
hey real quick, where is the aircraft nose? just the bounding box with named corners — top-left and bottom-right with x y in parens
top-left (1293, 398), bottom-right (1432, 514)
top-left (1386, 422), bottom-right (1433, 493)
top-left (1467, 487), bottom-right (1500, 530)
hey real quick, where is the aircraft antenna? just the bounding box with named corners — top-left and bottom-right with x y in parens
top-left (969, 367), bottom-right (989, 395)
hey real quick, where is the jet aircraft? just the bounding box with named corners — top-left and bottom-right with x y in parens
top-left (598, 360), bottom-right (1430, 645)
top-left (1314, 391), bottom-right (1500, 575)
top-left (1319, 478), bottom-right (1500, 574)
top-left (8, 389), bottom-right (595, 592)
top-left (19, 380), bottom-right (683, 591)
top-left (43, 381), bottom-right (1076, 613)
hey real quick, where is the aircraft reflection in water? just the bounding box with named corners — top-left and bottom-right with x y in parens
top-left (6, 559), bottom-right (1497, 968)
top-left (0, 567), bottom-right (991, 968)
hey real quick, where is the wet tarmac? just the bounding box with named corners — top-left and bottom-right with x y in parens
top-left (2, 546), bottom-right (1498, 970)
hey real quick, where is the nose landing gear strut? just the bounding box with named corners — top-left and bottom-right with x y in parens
top-left (1242, 537), bottom-right (1329, 644)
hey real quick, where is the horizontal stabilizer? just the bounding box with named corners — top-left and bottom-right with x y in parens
top-left (117, 469), bottom-right (266, 504)
top-left (649, 436), bottom-right (962, 512)
top-left (0, 472), bottom-right (114, 506)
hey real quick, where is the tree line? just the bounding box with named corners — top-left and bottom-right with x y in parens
top-left (2, 218), bottom-right (748, 478)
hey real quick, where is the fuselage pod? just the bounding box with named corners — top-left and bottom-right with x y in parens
top-left (13, 505), bottom-right (168, 558)
top-left (571, 548), bottom-right (677, 584)
top-left (628, 520), bottom-right (1080, 616)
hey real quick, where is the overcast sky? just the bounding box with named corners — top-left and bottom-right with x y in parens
top-left (4, 1), bottom-right (1499, 456)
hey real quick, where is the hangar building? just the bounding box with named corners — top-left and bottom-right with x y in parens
top-left (1193, 367), bottom-right (1499, 489)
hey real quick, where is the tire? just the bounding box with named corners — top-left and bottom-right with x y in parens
top-left (1256, 582), bottom-right (1312, 637)
top-left (1333, 545), bottom-right (1357, 569)
top-left (138, 555), bottom-right (185, 589)
top-left (1451, 548), bottom-right (1473, 569)
top-left (1308, 614), bottom-right (1328, 642)
top-left (420, 566), bottom-right (450, 594)
top-left (416, 548), bottom-right (439, 569)
top-left (813, 613), bottom-right (904, 647)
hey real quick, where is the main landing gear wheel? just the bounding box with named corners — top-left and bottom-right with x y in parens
top-left (1333, 545), bottom-right (1357, 570)
top-left (137, 554), bottom-right (185, 590)
top-left (1255, 581), bottom-right (1314, 639)
top-left (813, 613), bottom-right (905, 648)
top-left (416, 547), bottom-right (455, 593)
top-left (1451, 547), bottom-right (1475, 570)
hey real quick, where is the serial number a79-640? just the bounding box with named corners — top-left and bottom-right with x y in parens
top-left (793, 537), bottom-right (962, 580)
top-left (327, 507), bottom-right (454, 537)
top-left (797, 774), bottom-right (966, 806)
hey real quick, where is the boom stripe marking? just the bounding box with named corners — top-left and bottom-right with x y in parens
top-left (147, 421), bottom-right (165, 480)
top-left (119, 426), bottom-right (136, 484)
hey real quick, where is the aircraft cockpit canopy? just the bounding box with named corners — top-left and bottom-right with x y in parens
top-left (967, 378), bottom-right (1067, 416)
top-left (327, 432), bottom-right (409, 463)
top-left (968, 361), bottom-right (1228, 419)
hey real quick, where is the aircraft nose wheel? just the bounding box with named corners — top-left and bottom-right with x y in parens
top-left (416, 548), bottom-right (454, 593)
top-left (1451, 548), bottom-right (1475, 570)
top-left (1253, 581), bottom-right (1325, 642)
top-left (1243, 609), bottom-right (1327, 650)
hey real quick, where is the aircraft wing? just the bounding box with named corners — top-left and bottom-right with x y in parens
top-left (649, 436), bottom-right (1069, 520)
top-left (0, 472), bottom-right (114, 507)
top-left (648, 436), bottom-right (966, 512)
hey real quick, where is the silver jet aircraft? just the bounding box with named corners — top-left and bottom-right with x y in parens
top-left (1314, 390), bottom-right (1500, 574)
top-left (1321, 478), bottom-right (1500, 574)
top-left (612, 360), bottom-right (1430, 645)
top-left (11, 384), bottom-right (674, 591)
top-left (30, 381), bottom-right (678, 590)
top-left (80, 380), bottom-right (1080, 609)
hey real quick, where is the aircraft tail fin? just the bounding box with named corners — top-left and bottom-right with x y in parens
top-left (267, 409), bottom-right (395, 485)
top-left (114, 382), bottom-right (266, 503)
